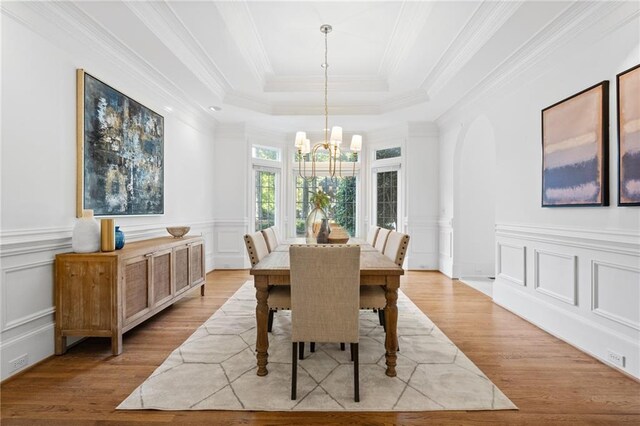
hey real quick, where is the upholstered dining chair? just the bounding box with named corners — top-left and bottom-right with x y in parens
top-left (262, 227), bottom-right (279, 253)
top-left (243, 232), bottom-right (290, 332)
top-left (374, 227), bottom-right (391, 252)
top-left (290, 245), bottom-right (361, 402)
top-left (360, 231), bottom-right (410, 331)
top-left (366, 226), bottom-right (380, 246)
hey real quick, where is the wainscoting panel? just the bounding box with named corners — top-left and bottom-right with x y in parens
top-left (592, 260), bottom-right (640, 331)
top-left (534, 249), bottom-right (577, 305)
top-left (212, 218), bottom-right (249, 269)
top-left (406, 217), bottom-right (439, 270)
top-left (1, 260), bottom-right (55, 333)
top-left (494, 223), bottom-right (640, 380)
top-left (496, 243), bottom-right (526, 286)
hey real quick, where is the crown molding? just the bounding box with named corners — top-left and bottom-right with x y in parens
top-left (2, 1), bottom-right (217, 133)
top-left (378, 1), bottom-right (435, 77)
top-left (437, 1), bottom-right (625, 127)
top-left (214, 1), bottom-right (273, 86)
top-left (264, 75), bottom-right (389, 93)
top-left (124, 1), bottom-right (230, 99)
top-left (382, 89), bottom-right (430, 113)
top-left (408, 122), bottom-right (439, 138)
top-left (422, 1), bottom-right (522, 97)
top-left (224, 91), bottom-right (272, 114)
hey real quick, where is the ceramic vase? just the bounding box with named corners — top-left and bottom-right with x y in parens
top-left (72, 210), bottom-right (100, 253)
top-left (115, 226), bottom-right (125, 250)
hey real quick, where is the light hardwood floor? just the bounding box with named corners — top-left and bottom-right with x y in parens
top-left (1, 270), bottom-right (639, 425)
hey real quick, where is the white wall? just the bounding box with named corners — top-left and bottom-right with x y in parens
top-left (0, 13), bottom-right (216, 380)
top-left (439, 13), bottom-right (640, 378)
top-left (454, 116), bottom-right (496, 278)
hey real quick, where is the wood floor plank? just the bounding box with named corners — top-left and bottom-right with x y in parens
top-left (1, 270), bottom-right (639, 425)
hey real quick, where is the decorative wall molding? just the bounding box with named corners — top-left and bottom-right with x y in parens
top-left (378, 1), bottom-right (435, 77)
top-left (125, 1), bottom-right (230, 98)
top-left (214, 1), bottom-right (273, 86)
top-left (422, 1), bottom-right (522, 97)
top-left (496, 242), bottom-right (526, 286)
top-left (496, 222), bottom-right (640, 256)
top-left (591, 260), bottom-right (640, 331)
top-left (533, 249), bottom-right (577, 306)
top-left (1, 260), bottom-right (55, 332)
top-left (437, 1), bottom-right (625, 127)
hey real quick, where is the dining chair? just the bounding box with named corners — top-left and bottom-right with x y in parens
top-left (374, 227), bottom-right (391, 252)
top-left (290, 245), bottom-right (361, 402)
top-left (262, 227), bottom-right (279, 253)
top-left (243, 232), bottom-right (290, 332)
top-left (361, 231), bottom-right (410, 331)
top-left (366, 226), bottom-right (380, 246)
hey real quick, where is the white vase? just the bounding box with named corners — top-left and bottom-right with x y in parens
top-left (72, 210), bottom-right (100, 253)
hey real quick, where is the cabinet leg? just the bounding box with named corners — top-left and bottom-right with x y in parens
top-left (112, 332), bottom-right (123, 356)
top-left (200, 284), bottom-right (205, 296)
top-left (55, 333), bottom-right (67, 355)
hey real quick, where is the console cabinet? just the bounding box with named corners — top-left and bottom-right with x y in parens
top-left (55, 236), bottom-right (205, 355)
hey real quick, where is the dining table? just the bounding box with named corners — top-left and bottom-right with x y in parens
top-left (249, 238), bottom-right (404, 377)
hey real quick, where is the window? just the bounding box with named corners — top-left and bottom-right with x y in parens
top-left (295, 176), bottom-right (356, 236)
top-left (375, 147), bottom-right (401, 160)
top-left (252, 145), bottom-right (281, 233)
top-left (255, 169), bottom-right (277, 231)
top-left (252, 145), bottom-right (280, 161)
top-left (376, 170), bottom-right (398, 230)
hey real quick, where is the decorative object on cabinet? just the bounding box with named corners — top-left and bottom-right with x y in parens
top-left (72, 209), bottom-right (100, 253)
top-left (115, 226), bottom-right (125, 249)
top-left (166, 226), bottom-right (190, 238)
top-left (76, 69), bottom-right (164, 218)
top-left (617, 64), bottom-right (640, 206)
top-left (55, 236), bottom-right (206, 355)
top-left (541, 81), bottom-right (609, 207)
top-left (100, 218), bottom-right (115, 252)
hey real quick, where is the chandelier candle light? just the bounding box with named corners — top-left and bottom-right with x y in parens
top-left (295, 24), bottom-right (363, 179)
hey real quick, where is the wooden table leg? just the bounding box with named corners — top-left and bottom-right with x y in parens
top-left (384, 278), bottom-right (399, 377)
top-left (255, 277), bottom-right (269, 376)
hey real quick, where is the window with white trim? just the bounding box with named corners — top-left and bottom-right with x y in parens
top-left (252, 145), bottom-right (281, 232)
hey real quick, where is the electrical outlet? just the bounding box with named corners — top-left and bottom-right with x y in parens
top-left (9, 354), bottom-right (29, 372)
top-left (607, 350), bottom-right (625, 368)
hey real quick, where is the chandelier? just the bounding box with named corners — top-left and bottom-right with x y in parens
top-left (294, 24), bottom-right (362, 179)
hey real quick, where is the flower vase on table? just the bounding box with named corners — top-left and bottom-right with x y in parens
top-left (305, 207), bottom-right (327, 244)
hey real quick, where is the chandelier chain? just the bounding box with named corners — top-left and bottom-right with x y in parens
top-left (324, 29), bottom-right (329, 145)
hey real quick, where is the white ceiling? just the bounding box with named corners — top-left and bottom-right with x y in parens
top-left (3, 1), bottom-right (636, 133)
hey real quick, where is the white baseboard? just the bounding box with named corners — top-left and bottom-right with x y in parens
top-left (494, 279), bottom-right (639, 380)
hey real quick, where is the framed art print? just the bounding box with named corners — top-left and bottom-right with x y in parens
top-left (76, 69), bottom-right (164, 217)
top-left (541, 81), bottom-right (609, 207)
top-left (617, 64), bottom-right (640, 206)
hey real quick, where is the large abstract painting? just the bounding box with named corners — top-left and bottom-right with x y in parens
top-left (617, 64), bottom-right (640, 206)
top-left (541, 81), bottom-right (609, 207)
top-left (77, 69), bottom-right (164, 217)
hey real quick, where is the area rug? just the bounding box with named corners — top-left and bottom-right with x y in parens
top-left (118, 281), bottom-right (516, 411)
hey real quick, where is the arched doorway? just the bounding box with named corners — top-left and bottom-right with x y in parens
top-left (453, 115), bottom-right (497, 295)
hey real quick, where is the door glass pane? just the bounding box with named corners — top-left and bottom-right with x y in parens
top-left (255, 170), bottom-right (276, 231)
top-left (252, 146), bottom-right (280, 161)
top-left (376, 170), bottom-right (397, 230)
top-left (295, 176), bottom-right (356, 237)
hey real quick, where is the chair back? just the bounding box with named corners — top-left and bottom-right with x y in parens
top-left (290, 245), bottom-right (360, 344)
top-left (365, 226), bottom-right (380, 246)
top-left (382, 231), bottom-right (410, 267)
top-left (262, 227), bottom-right (279, 252)
top-left (243, 232), bottom-right (270, 267)
top-left (374, 228), bottom-right (391, 252)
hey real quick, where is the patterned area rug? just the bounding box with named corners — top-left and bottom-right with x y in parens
top-left (118, 281), bottom-right (516, 411)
